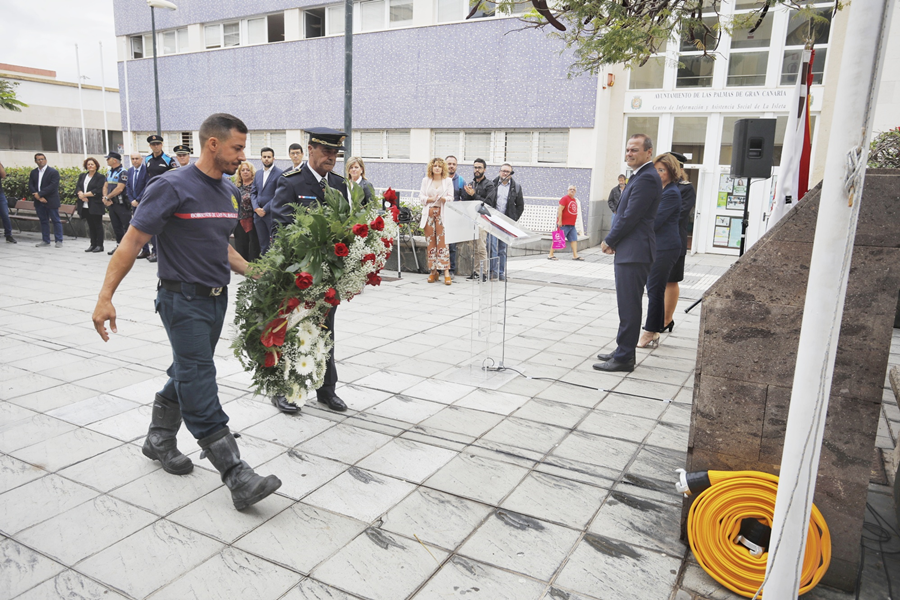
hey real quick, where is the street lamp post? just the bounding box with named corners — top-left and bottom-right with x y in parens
top-left (147, 0), bottom-right (177, 137)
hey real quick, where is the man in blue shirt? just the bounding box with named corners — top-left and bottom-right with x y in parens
top-left (92, 113), bottom-right (282, 511)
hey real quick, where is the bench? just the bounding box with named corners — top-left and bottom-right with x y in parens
top-left (11, 200), bottom-right (78, 239)
top-left (518, 204), bottom-right (589, 241)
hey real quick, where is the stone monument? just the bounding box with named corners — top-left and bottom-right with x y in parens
top-left (684, 169), bottom-right (900, 590)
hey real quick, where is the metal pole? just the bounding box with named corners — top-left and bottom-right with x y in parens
top-left (151, 6), bottom-right (162, 136)
top-left (738, 178), bottom-right (752, 256)
top-left (124, 57), bottom-right (132, 154)
top-left (343, 0), bottom-right (352, 152)
top-left (74, 44), bottom-right (88, 159)
top-left (99, 41), bottom-right (109, 156)
top-left (762, 0), bottom-right (893, 596)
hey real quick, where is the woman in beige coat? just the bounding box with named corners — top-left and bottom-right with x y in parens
top-left (418, 157), bottom-right (455, 285)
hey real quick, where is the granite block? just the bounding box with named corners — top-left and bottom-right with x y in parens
top-left (691, 375), bottom-right (768, 461)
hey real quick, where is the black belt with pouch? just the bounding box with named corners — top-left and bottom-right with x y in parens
top-left (159, 279), bottom-right (225, 297)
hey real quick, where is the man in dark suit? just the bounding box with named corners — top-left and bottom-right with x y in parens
top-left (594, 134), bottom-right (662, 372)
top-left (270, 128), bottom-right (348, 415)
top-left (28, 153), bottom-right (63, 248)
top-left (251, 146), bottom-right (282, 254)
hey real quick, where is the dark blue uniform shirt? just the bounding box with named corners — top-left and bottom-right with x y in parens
top-left (131, 166), bottom-right (239, 287)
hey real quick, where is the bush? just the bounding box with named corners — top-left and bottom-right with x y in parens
top-left (400, 200), bottom-right (424, 236)
top-left (1, 165), bottom-right (105, 205)
top-left (869, 128), bottom-right (900, 169)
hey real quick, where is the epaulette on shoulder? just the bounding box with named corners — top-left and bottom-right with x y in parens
top-left (283, 166), bottom-right (302, 177)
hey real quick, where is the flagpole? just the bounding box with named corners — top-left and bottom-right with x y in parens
top-left (99, 41), bottom-right (109, 156)
top-left (75, 43), bottom-right (88, 159)
top-left (761, 0), bottom-right (894, 596)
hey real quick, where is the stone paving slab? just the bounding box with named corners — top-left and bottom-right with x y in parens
top-left (1, 234), bottom-right (897, 599)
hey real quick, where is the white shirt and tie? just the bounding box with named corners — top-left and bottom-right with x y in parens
top-left (37, 166), bottom-right (47, 190)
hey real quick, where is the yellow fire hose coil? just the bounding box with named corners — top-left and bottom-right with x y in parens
top-left (684, 470), bottom-right (831, 598)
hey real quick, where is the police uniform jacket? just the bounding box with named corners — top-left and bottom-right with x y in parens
top-left (271, 165), bottom-right (348, 226)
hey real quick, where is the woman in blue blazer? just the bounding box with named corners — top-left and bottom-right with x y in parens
top-left (638, 153), bottom-right (684, 348)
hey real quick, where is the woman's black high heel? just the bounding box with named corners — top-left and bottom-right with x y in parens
top-left (663, 320), bottom-right (675, 332)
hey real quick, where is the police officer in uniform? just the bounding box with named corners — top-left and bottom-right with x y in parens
top-left (92, 113), bottom-right (282, 511)
top-left (102, 152), bottom-right (131, 256)
top-left (174, 144), bottom-right (192, 167)
top-left (270, 128), bottom-right (348, 415)
top-left (141, 134), bottom-right (177, 262)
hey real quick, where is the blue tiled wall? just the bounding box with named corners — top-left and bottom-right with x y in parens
top-left (117, 20), bottom-right (596, 131)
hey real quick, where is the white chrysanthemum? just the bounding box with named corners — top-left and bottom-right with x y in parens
top-left (295, 355), bottom-right (315, 376)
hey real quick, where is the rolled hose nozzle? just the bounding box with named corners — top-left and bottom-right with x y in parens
top-left (675, 468), bottom-right (713, 497)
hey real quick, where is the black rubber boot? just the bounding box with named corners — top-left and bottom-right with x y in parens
top-left (141, 394), bottom-right (193, 475)
top-left (198, 427), bottom-right (282, 511)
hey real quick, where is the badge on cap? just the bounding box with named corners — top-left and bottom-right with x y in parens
top-left (174, 145), bottom-right (192, 155)
top-left (306, 128), bottom-right (346, 150)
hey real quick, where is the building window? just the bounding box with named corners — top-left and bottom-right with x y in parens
top-left (469, 0), bottom-right (496, 19)
top-left (625, 117), bottom-right (660, 156)
top-left (249, 131), bottom-right (287, 158)
top-left (327, 5), bottom-right (345, 34)
top-left (0, 123), bottom-right (58, 152)
top-left (160, 28), bottom-right (189, 55)
top-left (205, 22), bottom-right (240, 49)
top-left (437, 0), bottom-right (462, 22)
top-left (537, 132), bottom-right (567, 163)
top-left (305, 8), bottom-right (326, 38)
top-left (389, 0), bottom-right (414, 26)
top-left (780, 6), bottom-right (832, 85)
top-left (180, 131), bottom-right (192, 148)
top-left (268, 13), bottom-right (286, 42)
top-left (629, 56), bottom-right (666, 90)
top-left (248, 18), bottom-right (267, 44)
top-left (504, 132), bottom-right (532, 164)
top-left (464, 132), bottom-right (492, 162)
top-left (353, 130), bottom-right (411, 159)
top-left (130, 34), bottom-right (154, 59)
top-left (433, 132), bottom-right (461, 158)
top-left (433, 130), bottom-right (568, 165)
top-left (726, 10), bottom-right (772, 87)
top-left (677, 14), bottom-right (718, 88)
top-left (359, 1), bottom-right (386, 30)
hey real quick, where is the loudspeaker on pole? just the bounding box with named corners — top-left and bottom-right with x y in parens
top-left (731, 118), bottom-right (776, 179)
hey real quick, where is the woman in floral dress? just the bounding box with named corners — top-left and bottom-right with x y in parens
top-left (418, 158), bottom-right (454, 285)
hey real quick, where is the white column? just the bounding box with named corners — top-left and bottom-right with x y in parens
top-left (763, 0), bottom-right (894, 596)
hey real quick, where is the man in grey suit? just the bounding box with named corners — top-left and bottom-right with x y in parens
top-left (251, 147), bottom-right (282, 254)
top-left (594, 134), bottom-right (662, 372)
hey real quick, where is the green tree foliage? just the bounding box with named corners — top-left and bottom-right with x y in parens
top-left (497, 0), bottom-right (840, 75)
top-left (0, 79), bottom-right (28, 112)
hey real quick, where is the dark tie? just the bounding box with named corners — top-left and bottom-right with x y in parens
top-left (319, 178), bottom-right (326, 189)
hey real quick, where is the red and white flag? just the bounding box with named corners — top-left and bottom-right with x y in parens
top-left (767, 48), bottom-right (815, 231)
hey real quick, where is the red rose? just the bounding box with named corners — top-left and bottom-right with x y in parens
top-left (385, 251), bottom-right (391, 260)
top-left (362, 253), bottom-right (376, 264)
top-left (264, 351), bottom-right (281, 368)
top-left (381, 237), bottom-right (393, 248)
top-left (366, 272), bottom-right (382, 287)
top-left (324, 287), bottom-right (340, 307)
top-left (389, 206), bottom-right (400, 223)
top-left (260, 318), bottom-right (288, 348)
top-left (371, 216), bottom-right (385, 231)
top-left (295, 272), bottom-right (313, 290)
top-left (383, 188), bottom-right (397, 204)
top-left (280, 297), bottom-right (301, 315)
top-left (334, 243), bottom-right (349, 257)
top-left (352, 223), bottom-right (369, 237)
top-left (304, 300), bottom-right (316, 309)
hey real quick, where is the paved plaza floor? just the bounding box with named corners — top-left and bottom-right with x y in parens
top-left (1, 231), bottom-right (898, 600)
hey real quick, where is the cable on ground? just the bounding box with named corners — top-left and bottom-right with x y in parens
top-left (678, 469), bottom-right (831, 598)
